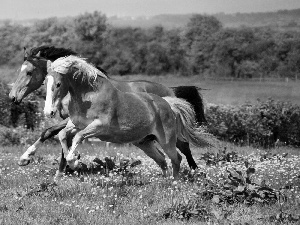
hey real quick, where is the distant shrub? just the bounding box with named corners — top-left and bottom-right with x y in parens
top-left (0, 126), bottom-right (20, 146)
top-left (0, 78), bottom-right (42, 131)
top-left (206, 99), bottom-right (300, 147)
top-left (0, 125), bottom-right (60, 146)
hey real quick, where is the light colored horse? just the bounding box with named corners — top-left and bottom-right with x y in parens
top-left (44, 56), bottom-right (210, 178)
top-left (9, 46), bottom-right (207, 169)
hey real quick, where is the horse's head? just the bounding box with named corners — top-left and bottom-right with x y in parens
top-left (9, 48), bottom-right (47, 104)
top-left (44, 55), bottom-right (106, 117)
top-left (44, 60), bottom-right (69, 118)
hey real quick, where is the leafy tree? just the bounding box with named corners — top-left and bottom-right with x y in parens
top-left (164, 29), bottom-right (189, 75)
top-left (74, 11), bottom-right (107, 42)
top-left (184, 14), bottom-right (222, 74)
top-left (145, 42), bottom-right (170, 75)
top-left (184, 14), bottom-right (222, 49)
top-left (100, 27), bottom-right (147, 75)
top-left (28, 17), bottom-right (76, 47)
top-left (277, 39), bottom-right (300, 78)
top-left (212, 28), bottom-right (256, 78)
top-left (0, 22), bottom-right (28, 65)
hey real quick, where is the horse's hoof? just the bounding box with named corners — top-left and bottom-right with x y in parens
top-left (190, 165), bottom-right (198, 170)
top-left (54, 170), bottom-right (64, 183)
top-left (18, 158), bottom-right (31, 166)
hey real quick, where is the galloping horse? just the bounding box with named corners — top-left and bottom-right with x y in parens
top-left (9, 46), bottom-right (206, 169)
top-left (44, 56), bottom-right (209, 178)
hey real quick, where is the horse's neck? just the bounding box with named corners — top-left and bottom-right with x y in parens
top-left (68, 75), bottom-right (117, 102)
top-left (32, 59), bottom-right (48, 80)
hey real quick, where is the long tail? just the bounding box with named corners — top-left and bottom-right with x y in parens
top-left (163, 97), bottom-right (213, 147)
top-left (170, 86), bottom-right (207, 125)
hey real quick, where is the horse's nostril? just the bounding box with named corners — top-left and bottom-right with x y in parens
top-left (50, 111), bottom-right (55, 117)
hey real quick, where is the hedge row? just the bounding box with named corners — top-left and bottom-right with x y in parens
top-left (1, 98), bottom-right (300, 148)
top-left (206, 99), bottom-right (300, 148)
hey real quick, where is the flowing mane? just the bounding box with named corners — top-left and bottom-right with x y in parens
top-left (27, 45), bottom-right (108, 75)
top-left (27, 46), bottom-right (78, 62)
top-left (50, 55), bottom-right (108, 87)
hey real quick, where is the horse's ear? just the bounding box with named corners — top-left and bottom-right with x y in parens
top-left (24, 47), bottom-right (28, 60)
top-left (46, 60), bottom-right (52, 72)
top-left (35, 51), bottom-right (41, 57)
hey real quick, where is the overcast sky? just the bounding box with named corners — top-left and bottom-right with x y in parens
top-left (1, 0), bottom-right (300, 20)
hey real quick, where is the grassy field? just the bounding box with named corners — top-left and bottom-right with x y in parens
top-left (115, 75), bottom-right (300, 106)
top-left (1, 142), bottom-right (300, 224)
top-left (2, 69), bottom-right (300, 223)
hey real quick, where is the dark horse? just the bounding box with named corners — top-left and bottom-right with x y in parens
top-left (9, 46), bottom-right (207, 169)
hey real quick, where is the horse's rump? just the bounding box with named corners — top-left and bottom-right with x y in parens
top-left (171, 86), bottom-right (206, 125)
top-left (163, 96), bottom-right (211, 147)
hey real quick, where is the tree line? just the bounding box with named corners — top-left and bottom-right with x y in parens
top-left (1, 11), bottom-right (300, 78)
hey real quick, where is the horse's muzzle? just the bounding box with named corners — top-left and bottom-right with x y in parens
top-left (49, 111), bottom-right (56, 118)
top-left (9, 95), bottom-right (21, 105)
top-left (44, 108), bottom-right (57, 118)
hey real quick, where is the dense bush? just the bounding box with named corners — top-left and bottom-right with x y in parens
top-left (0, 125), bottom-right (45, 146)
top-left (0, 81), bottom-right (42, 130)
top-left (0, 126), bottom-right (21, 146)
top-left (2, 97), bottom-right (300, 147)
top-left (0, 80), bottom-right (45, 146)
top-left (206, 99), bottom-right (300, 147)
top-left (0, 124), bottom-right (60, 146)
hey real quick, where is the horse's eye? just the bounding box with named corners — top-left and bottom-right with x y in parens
top-left (56, 83), bottom-right (61, 88)
top-left (27, 71), bottom-right (32, 76)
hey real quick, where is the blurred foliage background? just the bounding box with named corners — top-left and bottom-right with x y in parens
top-left (1, 10), bottom-right (300, 147)
top-left (1, 11), bottom-right (300, 79)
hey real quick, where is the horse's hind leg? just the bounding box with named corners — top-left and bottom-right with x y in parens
top-left (18, 118), bottom-right (69, 166)
top-left (134, 140), bottom-right (168, 177)
top-left (160, 142), bottom-right (182, 179)
top-left (176, 140), bottom-right (198, 170)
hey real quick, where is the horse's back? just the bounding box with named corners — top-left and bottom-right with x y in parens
top-left (117, 91), bottom-right (175, 126)
top-left (113, 79), bottom-right (174, 97)
top-left (138, 81), bottom-right (174, 97)
top-left (131, 92), bottom-right (176, 128)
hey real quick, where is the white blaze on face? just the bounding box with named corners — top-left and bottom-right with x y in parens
top-left (21, 64), bottom-right (27, 72)
top-left (44, 75), bottom-right (55, 116)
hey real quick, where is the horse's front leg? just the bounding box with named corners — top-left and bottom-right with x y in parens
top-left (55, 120), bottom-right (79, 180)
top-left (18, 118), bottom-right (69, 166)
top-left (66, 120), bottom-right (102, 170)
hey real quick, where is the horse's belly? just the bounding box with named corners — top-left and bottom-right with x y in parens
top-left (96, 127), bottom-right (153, 144)
top-left (70, 115), bottom-right (94, 130)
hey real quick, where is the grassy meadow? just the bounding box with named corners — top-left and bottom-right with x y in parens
top-left (2, 68), bottom-right (300, 223)
top-left (114, 74), bottom-right (300, 106)
top-left (0, 141), bottom-right (300, 224)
